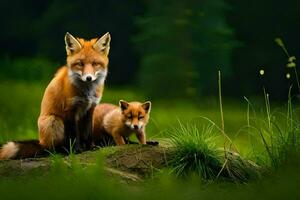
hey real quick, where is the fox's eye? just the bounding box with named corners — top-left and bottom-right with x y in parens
top-left (138, 116), bottom-right (144, 120)
top-left (77, 61), bottom-right (84, 67)
top-left (92, 62), bottom-right (101, 67)
top-left (127, 115), bottom-right (132, 119)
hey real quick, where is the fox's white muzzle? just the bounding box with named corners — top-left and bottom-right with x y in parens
top-left (81, 73), bottom-right (97, 82)
top-left (125, 121), bottom-right (144, 131)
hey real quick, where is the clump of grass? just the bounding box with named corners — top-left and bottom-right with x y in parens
top-left (168, 122), bottom-right (261, 182)
top-left (168, 123), bottom-right (221, 180)
top-left (240, 81), bottom-right (300, 174)
top-left (255, 87), bottom-right (300, 169)
top-left (167, 71), bottom-right (262, 182)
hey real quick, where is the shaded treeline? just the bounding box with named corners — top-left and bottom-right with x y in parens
top-left (0, 0), bottom-right (299, 99)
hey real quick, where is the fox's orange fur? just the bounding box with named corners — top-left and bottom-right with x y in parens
top-left (0, 32), bottom-right (111, 159)
top-left (93, 100), bottom-right (151, 145)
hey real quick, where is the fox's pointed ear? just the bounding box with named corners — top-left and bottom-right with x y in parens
top-left (119, 100), bottom-right (129, 111)
top-left (93, 32), bottom-right (111, 55)
top-left (142, 101), bottom-right (151, 113)
top-left (65, 32), bottom-right (82, 55)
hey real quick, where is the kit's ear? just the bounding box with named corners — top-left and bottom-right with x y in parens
top-left (93, 32), bottom-right (111, 55)
top-left (142, 101), bottom-right (151, 113)
top-left (65, 32), bottom-right (82, 55)
top-left (119, 100), bottom-right (129, 112)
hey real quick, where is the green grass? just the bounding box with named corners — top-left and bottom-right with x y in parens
top-left (0, 81), bottom-right (250, 144)
top-left (251, 89), bottom-right (300, 169)
top-left (1, 80), bottom-right (297, 160)
top-left (1, 81), bottom-right (298, 159)
top-left (168, 122), bottom-right (261, 182)
top-left (1, 152), bottom-right (300, 200)
top-left (0, 81), bottom-right (43, 142)
top-left (168, 123), bottom-right (222, 179)
top-left (1, 81), bottom-right (300, 199)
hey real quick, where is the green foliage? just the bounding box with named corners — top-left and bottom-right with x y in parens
top-left (0, 57), bottom-right (58, 82)
top-left (168, 122), bottom-right (261, 182)
top-left (1, 0), bottom-right (300, 98)
top-left (169, 123), bottom-right (221, 179)
top-left (251, 89), bottom-right (300, 169)
top-left (166, 71), bottom-right (300, 181)
top-left (0, 153), bottom-right (128, 200)
top-left (0, 0), bottom-right (144, 86)
top-left (2, 150), bottom-right (300, 200)
top-left (167, 95), bottom-right (300, 181)
top-left (135, 0), bottom-right (237, 98)
top-left (0, 81), bottom-right (300, 198)
top-left (0, 81), bottom-right (248, 144)
top-left (0, 82), bottom-right (43, 142)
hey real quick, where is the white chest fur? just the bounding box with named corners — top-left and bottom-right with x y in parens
top-left (68, 72), bottom-right (105, 120)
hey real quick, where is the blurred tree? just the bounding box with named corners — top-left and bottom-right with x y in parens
top-left (0, 0), bottom-right (144, 85)
top-left (0, 0), bottom-right (49, 57)
top-left (1, 0), bottom-right (299, 99)
top-left (135, 0), bottom-right (237, 98)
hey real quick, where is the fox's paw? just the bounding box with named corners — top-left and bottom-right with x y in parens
top-left (146, 140), bottom-right (159, 146)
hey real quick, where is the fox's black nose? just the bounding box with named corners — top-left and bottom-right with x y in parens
top-left (86, 76), bottom-right (92, 82)
top-left (134, 125), bottom-right (139, 130)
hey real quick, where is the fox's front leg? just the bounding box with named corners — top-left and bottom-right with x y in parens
top-left (74, 115), bottom-right (83, 152)
top-left (136, 130), bottom-right (146, 145)
top-left (111, 130), bottom-right (126, 145)
top-left (79, 106), bottom-right (95, 150)
top-left (74, 110), bottom-right (87, 152)
top-left (74, 107), bottom-right (95, 151)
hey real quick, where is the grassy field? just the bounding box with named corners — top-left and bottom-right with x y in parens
top-left (0, 81), bottom-right (262, 143)
top-left (1, 81), bottom-right (300, 199)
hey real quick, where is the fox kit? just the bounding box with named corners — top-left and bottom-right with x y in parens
top-left (0, 32), bottom-right (111, 159)
top-left (93, 100), bottom-right (151, 145)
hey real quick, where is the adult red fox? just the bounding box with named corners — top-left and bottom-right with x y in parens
top-left (0, 32), bottom-right (111, 159)
top-left (93, 100), bottom-right (151, 146)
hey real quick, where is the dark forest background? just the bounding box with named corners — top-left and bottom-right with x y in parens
top-left (0, 0), bottom-right (299, 100)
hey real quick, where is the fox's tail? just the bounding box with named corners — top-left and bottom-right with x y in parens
top-left (0, 140), bottom-right (46, 160)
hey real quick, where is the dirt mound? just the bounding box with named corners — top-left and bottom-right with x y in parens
top-left (106, 145), bottom-right (171, 177)
top-left (0, 144), bottom-right (171, 181)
